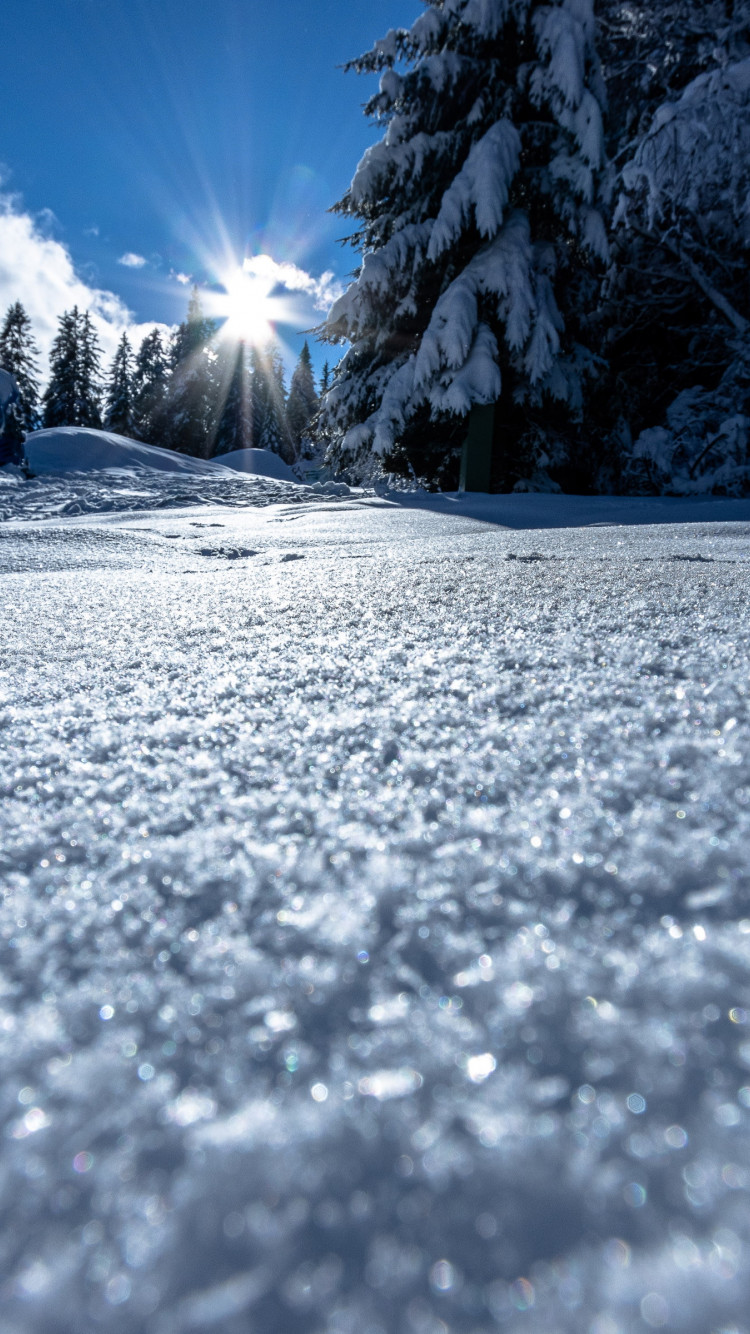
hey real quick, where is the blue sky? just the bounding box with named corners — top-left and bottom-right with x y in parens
top-left (0, 0), bottom-right (419, 375)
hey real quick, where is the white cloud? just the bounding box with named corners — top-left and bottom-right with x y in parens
top-left (242, 254), bottom-right (344, 312)
top-left (0, 195), bottom-right (169, 377)
top-left (118, 252), bottom-right (147, 269)
top-left (172, 271), bottom-right (192, 285)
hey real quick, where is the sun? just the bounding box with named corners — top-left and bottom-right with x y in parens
top-left (217, 266), bottom-right (277, 345)
top-left (205, 253), bottom-right (310, 350)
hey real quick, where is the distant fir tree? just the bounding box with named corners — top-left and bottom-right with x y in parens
top-left (4, 403), bottom-right (26, 454)
top-left (0, 358), bottom-right (27, 468)
top-left (213, 342), bottom-right (252, 455)
top-left (104, 332), bottom-right (136, 436)
top-left (319, 361), bottom-right (331, 396)
top-left (42, 310), bottom-right (78, 427)
top-left (286, 341), bottom-right (319, 456)
top-left (132, 329), bottom-right (170, 444)
top-left (165, 288), bottom-right (217, 456)
top-left (43, 307), bottom-right (102, 428)
top-left (314, 0), bottom-right (608, 489)
top-left (0, 302), bottom-right (41, 431)
top-left (272, 345), bottom-right (295, 460)
top-left (77, 312), bottom-right (104, 428)
top-left (250, 343), bottom-right (293, 461)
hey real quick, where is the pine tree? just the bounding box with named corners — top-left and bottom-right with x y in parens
top-left (314, 0), bottom-right (608, 488)
top-left (104, 332), bottom-right (135, 436)
top-left (164, 288), bottom-right (217, 456)
top-left (43, 309), bottom-right (81, 427)
top-left (213, 342), bottom-right (252, 455)
top-left (286, 341), bottom-right (319, 456)
top-left (76, 312), bottom-right (103, 428)
top-left (0, 302), bottom-right (41, 432)
top-left (250, 343), bottom-right (293, 461)
top-left (320, 361), bottom-right (331, 396)
top-left (43, 308), bottom-right (104, 428)
top-left (269, 344), bottom-right (291, 449)
top-left (132, 329), bottom-right (170, 443)
top-left (0, 371), bottom-right (26, 466)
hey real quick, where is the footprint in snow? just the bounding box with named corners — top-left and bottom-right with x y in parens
top-left (505, 551), bottom-right (550, 562)
top-left (280, 553), bottom-right (305, 562)
top-left (198, 546), bottom-right (258, 559)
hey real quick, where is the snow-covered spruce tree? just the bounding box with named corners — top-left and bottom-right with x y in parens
top-left (164, 289), bottom-right (217, 457)
top-left (600, 2), bottom-right (750, 493)
top-left (42, 308), bottom-right (102, 429)
top-left (104, 332), bottom-right (136, 437)
top-left (250, 343), bottom-right (294, 461)
top-left (213, 342), bottom-right (252, 455)
top-left (286, 341), bottom-right (319, 457)
top-left (0, 302), bottom-right (41, 432)
top-left (314, 0), bottom-right (608, 489)
top-left (597, 1), bottom-right (746, 151)
top-left (132, 329), bottom-right (169, 444)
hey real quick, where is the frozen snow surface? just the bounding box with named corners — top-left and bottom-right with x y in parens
top-left (0, 462), bottom-right (316, 526)
top-left (2, 472), bottom-right (750, 1333)
top-left (217, 448), bottom-right (299, 483)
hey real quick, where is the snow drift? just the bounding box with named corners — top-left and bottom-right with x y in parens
top-left (216, 447), bottom-right (298, 482)
top-left (23, 428), bottom-right (233, 476)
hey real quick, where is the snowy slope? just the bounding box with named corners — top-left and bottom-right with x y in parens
top-left (217, 447), bottom-right (298, 482)
top-left (1, 483), bottom-right (750, 1333)
top-left (23, 428), bottom-right (233, 476)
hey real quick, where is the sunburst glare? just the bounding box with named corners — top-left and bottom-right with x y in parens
top-left (218, 267), bottom-right (276, 344)
top-left (205, 255), bottom-right (309, 348)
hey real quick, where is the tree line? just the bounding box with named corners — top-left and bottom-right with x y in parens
top-left (0, 292), bottom-right (329, 462)
top-left (312, 0), bottom-right (750, 495)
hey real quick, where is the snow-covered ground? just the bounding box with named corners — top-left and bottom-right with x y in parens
top-left (2, 471), bottom-right (750, 1334)
top-left (1, 431), bottom-right (358, 525)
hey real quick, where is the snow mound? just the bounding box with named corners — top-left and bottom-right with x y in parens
top-left (216, 447), bottom-right (298, 482)
top-left (24, 428), bottom-right (232, 476)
